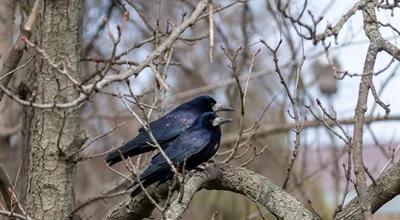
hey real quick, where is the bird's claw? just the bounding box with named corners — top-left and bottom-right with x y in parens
top-left (192, 165), bottom-right (206, 172)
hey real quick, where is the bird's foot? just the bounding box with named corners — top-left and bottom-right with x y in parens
top-left (203, 160), bottom-right (216, 167)
top-left (192, 166), bottom-right (206, 173)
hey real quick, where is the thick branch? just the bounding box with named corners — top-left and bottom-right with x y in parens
top-left (336, 161), bottom-right (400, 220)
top-left (106, 164), bottom-right (320, 220)
top-left (105, 180), bottom-right (171, 220)
top-left (165, 169), bottom-right (217, 220)
top-left (0, 210), bottom-right (32, 220)
top-left (314, 0), bottom-right (365, 43)
top-left (0, 0), bottom-right (209, 109)
top-left (204, 164), bottom-right (320, 220)
top-left (348, 1), bottom-right (383, 218)
top-left (350, 43), bottom-right (376, 220)
top-left (382, 39), bottom-right (400, 61)
top-left (360, 0), bottom-right (400, 61)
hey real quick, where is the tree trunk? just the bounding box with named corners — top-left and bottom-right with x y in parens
top-left (22, 1), bottom-right (82, 219)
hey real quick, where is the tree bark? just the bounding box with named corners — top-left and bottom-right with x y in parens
top-left (106, 163), bottom-right (321, 220)
top-left (22, 1), bottom-right (82, 219)
top-left (336, 161), bottom-right (400, 220)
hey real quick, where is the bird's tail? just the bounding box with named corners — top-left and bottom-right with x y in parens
top-left (106, 135), bottom-right (155, 166)
top-left (130, 171), bottom-right (173, 197)
top-left (129, 183), bottom-right (144, 197)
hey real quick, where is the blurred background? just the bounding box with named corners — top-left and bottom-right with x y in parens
top-left (0, 0), bottom-right (399, 219)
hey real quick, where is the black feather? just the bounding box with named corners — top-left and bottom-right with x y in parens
top-left (130, 112), bottom-right (224, 197)
top-left (106, 96), bottom-right (218, 165)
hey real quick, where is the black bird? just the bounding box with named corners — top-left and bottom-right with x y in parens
top-left (106, 96), bottom-right (234, 165)
top-left (130, 112), bottom-right (231, 197)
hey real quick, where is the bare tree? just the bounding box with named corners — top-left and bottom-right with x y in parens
top-left (0, 0), bottom-right (399, 220)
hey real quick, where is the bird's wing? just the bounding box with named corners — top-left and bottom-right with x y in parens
top-left (138, 112), bottom-right (188, 141)
top-left (106, 114), bottom-right (186, 165)
top-left (140, 129), bottom-right (210, 180)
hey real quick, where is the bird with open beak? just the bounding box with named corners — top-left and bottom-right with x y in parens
top-left (130, 112), bottom-right (232, 197)
top-left (106, 96), bottom-right (234, 165)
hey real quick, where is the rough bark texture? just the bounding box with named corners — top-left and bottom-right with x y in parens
top-left (165, 169), bottom-right (216, 220)
top-left (106, 163), bottom-right (320, 220)
top-left (336, 161), bottom-right (400, 220)
top-left (206, 164), bottom-right (320, 220)
top-left (348, 2), bottom-right (380, 219)
top-left (350, 43), bottom-right (376, 220)
top-left (105, 182), bottom-right (171, 220)
top-left (22, 1), bottom-right (82, 219)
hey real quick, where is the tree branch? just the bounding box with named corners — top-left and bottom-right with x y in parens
top-left (0, 210), bottom-right (32, 220)
top-left (336, 161), bottom-right (400, 220)
top-left (221, 115), bottom-right (400, 145)
top-left (0, 0), bottom-right (42, 101)
top-left (165, 169), bottom-right (217, 220)
top-left (105, 163), bottom-right (321, 220)
top-left (104, 180), bottom-right (171, 220)
top-left (0, 163), bottom-right (12, 210)
top-left (0, 0), bottom-right (209, 109)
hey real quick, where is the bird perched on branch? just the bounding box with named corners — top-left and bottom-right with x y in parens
top-left (130, 112), bottom-right (231, 197)
top-left (105, 96), bottom-right (234, 165)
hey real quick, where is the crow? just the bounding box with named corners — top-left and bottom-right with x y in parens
top-left (130, 112), bottom-right (231, 197)
top-left (105, 96), bottom-right (233, 165)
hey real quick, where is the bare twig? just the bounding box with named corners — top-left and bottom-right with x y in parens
top-left (0, 164), bottom-right (12, 210)
top-left (0, 0), bottom-right (42, 101)
top-left (261, 39), bottom-right (304, 189)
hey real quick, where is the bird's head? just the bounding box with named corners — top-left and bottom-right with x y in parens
top-left (188, 96), bottom-right (234, 112)
top-left (196, 112), bottom-right (232, 128)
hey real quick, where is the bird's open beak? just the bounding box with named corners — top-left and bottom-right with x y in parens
top-left (212, 103), bottom-right (234, 112)
top-left (212, 117), bottom-right (232, 126)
